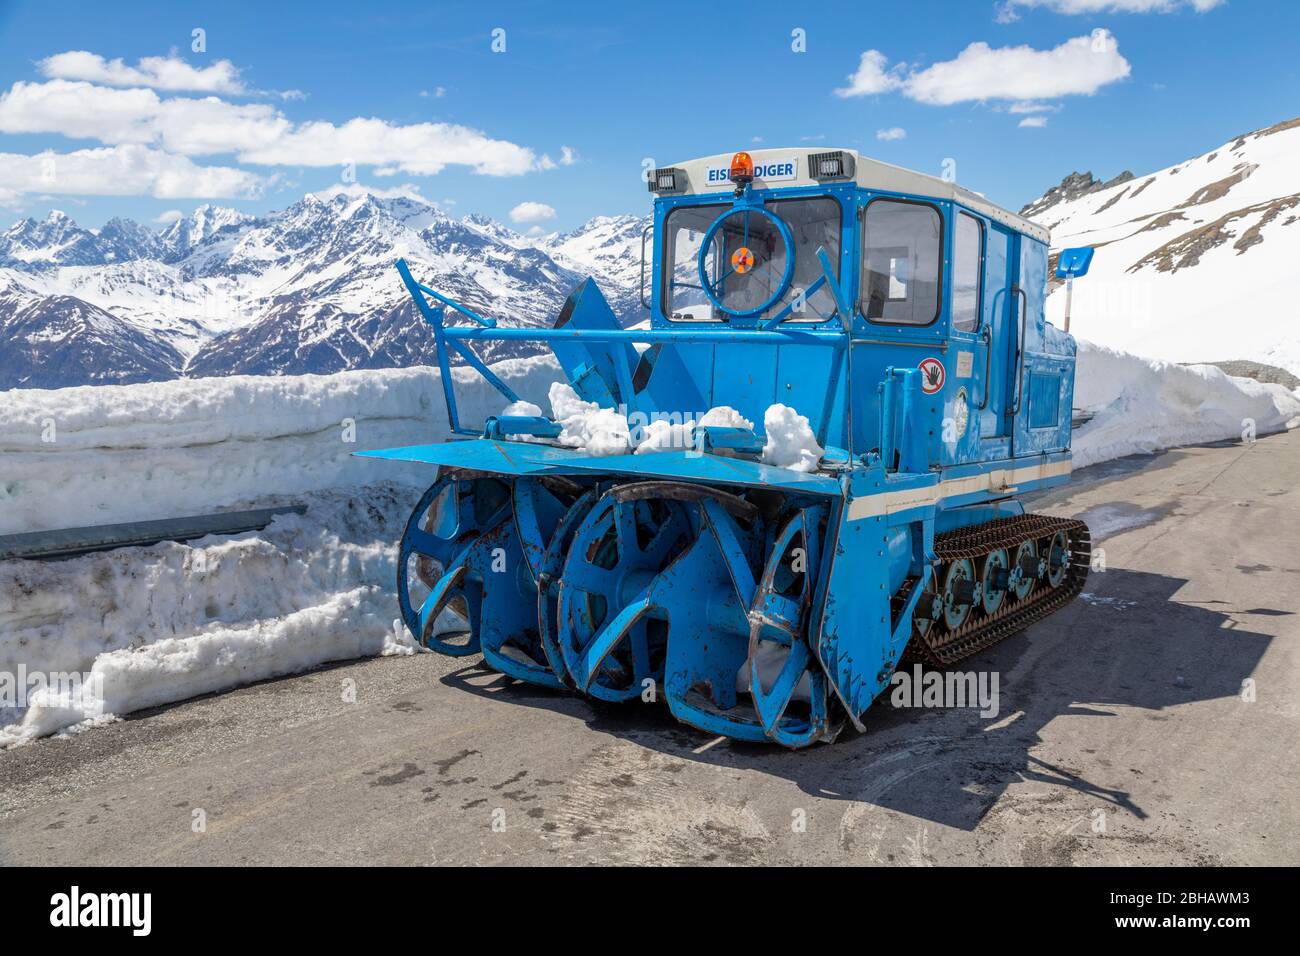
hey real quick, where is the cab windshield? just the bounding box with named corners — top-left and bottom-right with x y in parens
top-left (662, 197), bottom-right (841, 322)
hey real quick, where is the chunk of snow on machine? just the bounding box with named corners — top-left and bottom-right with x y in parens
top-left (359, 147), bottom-right (1106, 748)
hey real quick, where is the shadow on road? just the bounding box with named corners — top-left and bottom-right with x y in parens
top-left (442, 566), bottom-right (1272, 831)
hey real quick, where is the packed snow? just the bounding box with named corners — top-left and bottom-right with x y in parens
top-left (0, 486), bottom-right (422, 745)
top-left (1071, 340), bottom-right (1300, 468)
top-left (0, 354), bottom-right (562, 536)
top-left (549, 382), bottom-right (634, 456)
top-left (3, 340), bottom-right (1298, 744)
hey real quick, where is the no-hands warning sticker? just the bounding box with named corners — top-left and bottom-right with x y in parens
top-left (919, 357), bottom-right (945, 394)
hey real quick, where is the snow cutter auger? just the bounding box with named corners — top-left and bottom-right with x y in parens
top-left (359, 148), bottom-right (1097, 748)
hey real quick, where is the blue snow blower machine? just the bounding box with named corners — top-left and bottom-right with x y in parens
top-left (360, 148), bottom-right (1095, 747)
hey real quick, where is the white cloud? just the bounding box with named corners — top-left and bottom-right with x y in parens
top-left (240, 117), bottom-right (543, 176)
top-left (0, 79), bottom-right (549, 177)
top-left (0, 144), bottom-right (264, 199)
top-left (1019, 115), bottom-right (1050, 128)
top-left (899, 30), bottom-right (1130, 105)
top-left (559, 145), bottom-right (577, 166)
top-left (418, 87), bottom-right (446, 98)
top-left (834, 50), bottom-right (906, 98)
top-left (835, 32), bottom-right (1129, 107)
top-left (38, 51), bottom-right (245, 94)
top-left (153, 208), bottom-right (184, 224)
top-left (1008, 101), bottom-right (1059, 113)
top-left (876, 127), bottom-right (907, 141)
top-left (509, 201), bottom-right (556, 224)
top-left (310, 181), bottom-right (430, 202)
top-left (998, 0), bottom-right (1222, 19)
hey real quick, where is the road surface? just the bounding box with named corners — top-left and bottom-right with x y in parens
top-left (3, 430), bottom-right (1297, 865)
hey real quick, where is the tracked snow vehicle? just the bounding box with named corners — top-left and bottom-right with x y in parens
top-left (359, 148), bottom-right (1094, 747)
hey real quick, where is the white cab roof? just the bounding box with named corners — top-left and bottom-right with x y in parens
top-left (666, 148), bottom-right (1049, 244)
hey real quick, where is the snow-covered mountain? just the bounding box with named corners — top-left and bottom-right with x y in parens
top-left (0, 278), bottom-right (183, 388)
top-left (1025, 116), bottom-right (1300, 374)
top-left (538, 214), bottom-right (648, 316)
top-left (0, 195), bottom-right (650, 389)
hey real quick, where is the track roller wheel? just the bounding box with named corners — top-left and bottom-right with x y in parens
top-left (979, 548), bottom-right (1010, 615)
top-left (1043, 530), bottom-right (1069, 589)
top-left (941, 557), bottom-right (978, 630)
top-left (913, 572), bottom-right (942, 639)
top-left (1008, 538), bottom-right (1038, 602)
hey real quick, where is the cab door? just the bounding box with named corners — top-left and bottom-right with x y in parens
top-left (979, 224), bottom-right (1019, 447)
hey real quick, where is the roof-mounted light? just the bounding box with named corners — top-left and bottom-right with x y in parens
top-left (728, 151), bottom-right (755, 184)
top-left (647, 166), bottom-right (683, 194)
top-left (809, 150), bottom-right (855, 181)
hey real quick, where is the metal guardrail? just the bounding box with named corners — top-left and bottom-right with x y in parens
top-left (0, 505), bottom-right (307, 562)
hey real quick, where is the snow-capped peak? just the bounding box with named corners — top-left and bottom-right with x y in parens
top-left (1026, 114), bottom-right (1300, 374)
top-left (159, 204), bottom-right (255, 257)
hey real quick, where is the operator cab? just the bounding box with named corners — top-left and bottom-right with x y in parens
top-left (643, 148), bottom-right (1073, 467)
top-left (646, 147), bottom-right (1048, 333)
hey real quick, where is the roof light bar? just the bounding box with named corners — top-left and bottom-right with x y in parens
top-left (648, 167), bottom-right (683, 193)
top-left (809, 150), bottom-right (855, 181)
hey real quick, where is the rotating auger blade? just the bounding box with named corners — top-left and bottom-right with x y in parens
top-left (744, 506), bottom-right (844, 748)
top-left (398, 473), bottom-right (580, 689)
top-left (554, 485), bottom-right (696, 702)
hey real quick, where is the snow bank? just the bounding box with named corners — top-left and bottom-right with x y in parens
top-left (0, 485), bottom-right (424, 745)
top-left (0, 357), bottom-right (561, 535)
top-left (1072, 340), bottom-right (1300, 468)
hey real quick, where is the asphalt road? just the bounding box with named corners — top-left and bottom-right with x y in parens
top-left (2, 430), bottom-right (1297, 866)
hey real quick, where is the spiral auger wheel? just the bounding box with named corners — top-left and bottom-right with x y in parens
top-left (398, 473), bottom-right (508, 656)
top-left (398, 472), bottom-right (580, 688)
top-left (555, 485), bottom-right (696, 702)
top-left (906, 513), bottom-right (1091, 668)
top-left (536, 487), bottom-right (601, 688)
top-left (744, 505), bottom-right (844, 747)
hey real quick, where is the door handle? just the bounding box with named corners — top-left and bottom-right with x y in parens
top-left (639, 223), bottom-right (653, 310)
top-left (977, 323), bottom-right (993, 410)
top-left (1009, 285), bottom-right (1028, 415)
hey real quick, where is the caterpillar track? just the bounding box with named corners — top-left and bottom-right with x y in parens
top-left (903, 513), bottom-right (1092, 667)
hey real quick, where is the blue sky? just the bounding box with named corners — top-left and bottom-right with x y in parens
top-left (0, 0), bottom-right (1294, 232)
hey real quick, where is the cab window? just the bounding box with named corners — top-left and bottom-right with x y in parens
top-left (952, 211), bottom-right (984, 333)
top-left (662, 197), bottom-right (841, 321)
top-left (860, 199), bottom-right (942, 326)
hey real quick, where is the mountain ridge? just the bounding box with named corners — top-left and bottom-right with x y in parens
top-left (0, 195), bottom-right (649, 389)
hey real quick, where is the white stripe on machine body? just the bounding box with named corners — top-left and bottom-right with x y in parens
top-left (846, 459), bottom-right (1072, 521)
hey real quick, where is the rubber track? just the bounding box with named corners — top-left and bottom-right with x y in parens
top-left (904, 513), bottom-right (1092, 667)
